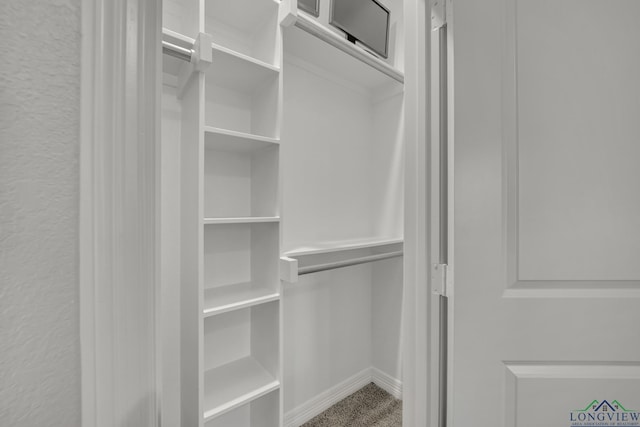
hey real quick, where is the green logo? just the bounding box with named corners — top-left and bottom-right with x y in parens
top-left (570, 400), bottom-right (639, 426)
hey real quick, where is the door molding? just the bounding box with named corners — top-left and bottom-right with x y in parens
top-left (500, 0), bottom-right (640, 299)
top-left (80, 0), bottom-right (161, 425)
top-left (403, 0), bottom-right (432, 426)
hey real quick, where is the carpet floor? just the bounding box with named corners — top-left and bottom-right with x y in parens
top-left (301, 383), bottom-right (402, 427)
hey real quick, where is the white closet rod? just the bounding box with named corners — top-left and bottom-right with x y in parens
top-left (162, 40), bottom-right (192, 62)
top-left (298, 251), bottom-right (403, 275)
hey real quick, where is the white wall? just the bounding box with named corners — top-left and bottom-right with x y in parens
top-left (371, 92), bottom-right (404, 240)
top-left (0, 1), bottom-right (81, 425)
top-left (283, 266), bottom-right (373, 412)
top-left (371, 258), bottom-right (403, 381)
top-left (281, 61), bottom-right (376, 252)
top-left (281, 60), bottom-right (375, 412)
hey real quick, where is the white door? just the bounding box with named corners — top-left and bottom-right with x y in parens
top-left (450, 0), bottom-right (640, 425)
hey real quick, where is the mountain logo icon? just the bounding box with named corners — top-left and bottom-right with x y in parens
top-left (570, 399), bottom-right (639, 426)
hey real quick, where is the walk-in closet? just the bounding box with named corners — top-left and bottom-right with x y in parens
top-left (11, 0), bottom-right (640, 425)
top-left (161, 0), bottom-right (412, 425)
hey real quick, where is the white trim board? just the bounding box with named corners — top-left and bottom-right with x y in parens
top-left (283, 367), bottom-right (403, 427)
top-left (80, 0), bottom-right (161, 425)
top-left (371, 367), bottom-right (403, 400)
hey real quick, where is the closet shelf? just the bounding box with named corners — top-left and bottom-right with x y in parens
top-left (284, 237), bottom-right (404, 257)
top-left (281, 238), bottom-right (404, 283)
top-left (205, 127), bottom-right (279, 153)
top-left (283, 14), bottom-right (404, 92)
top-left (203, 282), bottom-right (280, 317)
top-left (203, 356), bottom-right (280, 421)
top-left (203, 217), bottom-right (280, 225)
top-left (206, 47), bottom-right (280, 94)
top-left (161, 28), bottom-right (280, 82)
top-left (212, 42), bottom-right (280, 74)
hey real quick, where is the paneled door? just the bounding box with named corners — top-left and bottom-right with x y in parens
top-left (450, 0), bottom-right (640, 425)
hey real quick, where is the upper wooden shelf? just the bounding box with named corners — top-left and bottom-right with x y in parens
top-left (204, 126), bottom-right (279, 153)
top-left (281, 237), bottom-right (404, 283)
top-left (284, 237), bottom-right (404, 257)
top-left (283, 14), bottom-right (404, 93)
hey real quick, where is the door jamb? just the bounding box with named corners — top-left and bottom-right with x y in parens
top-left (429, 0), bottom-right (455, 426)
top-left (80, 0), bottom-right (162, 425)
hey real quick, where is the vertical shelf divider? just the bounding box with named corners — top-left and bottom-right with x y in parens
top-left (180, 64), bottom-right (206, 427)
top-left (179, 0), bottom-right (284, 425)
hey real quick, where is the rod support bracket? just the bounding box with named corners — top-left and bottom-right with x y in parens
top-left (192, 32), bottom-right (213, 71)
top-left (280, 257), bottom-right (299, 283)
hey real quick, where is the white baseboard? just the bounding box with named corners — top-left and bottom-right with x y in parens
top-left (284, 368), bottom-right (372, 427)
top-left (284, 367), bottom-right (403, 427)
top-left (371, 367), bottom-right (402, 400)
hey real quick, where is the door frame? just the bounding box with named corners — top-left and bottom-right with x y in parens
top-left (428, 0), bottom-right (455, 425)
top-left (79, 0), bottom-right (161, 425)
top-left (80, 0), bottom-right (437, 425)
top-left (403, 0), bottom-right (435, 426)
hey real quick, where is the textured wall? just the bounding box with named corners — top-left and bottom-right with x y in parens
top-left (0, 1), bottom-right (81, 425)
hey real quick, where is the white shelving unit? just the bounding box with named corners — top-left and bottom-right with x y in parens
top-left (163, 0), bottom-right (407, 425)
top-left (164, 0), bottom-right (283, 426)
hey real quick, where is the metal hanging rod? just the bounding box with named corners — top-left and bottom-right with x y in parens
top-left (298, 251), bottom-right (404, 276)
top-left (162, 40), bottom-right (193, 62)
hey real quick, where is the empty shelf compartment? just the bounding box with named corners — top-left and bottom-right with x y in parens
top-left (203, 223), bottom-right (279, 304)
top-left (204, 130), bottom-right (279, 219)
top-left (203, 301), bottom-right (280, 421)
top-left (205, 64), bottom-right (280, 138)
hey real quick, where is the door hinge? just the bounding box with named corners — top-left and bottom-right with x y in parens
top-left (432, 263), bottom-right (448, 297)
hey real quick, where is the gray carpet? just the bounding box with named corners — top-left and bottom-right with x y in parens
top-left (301, 383), bottom-right (402, 427)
